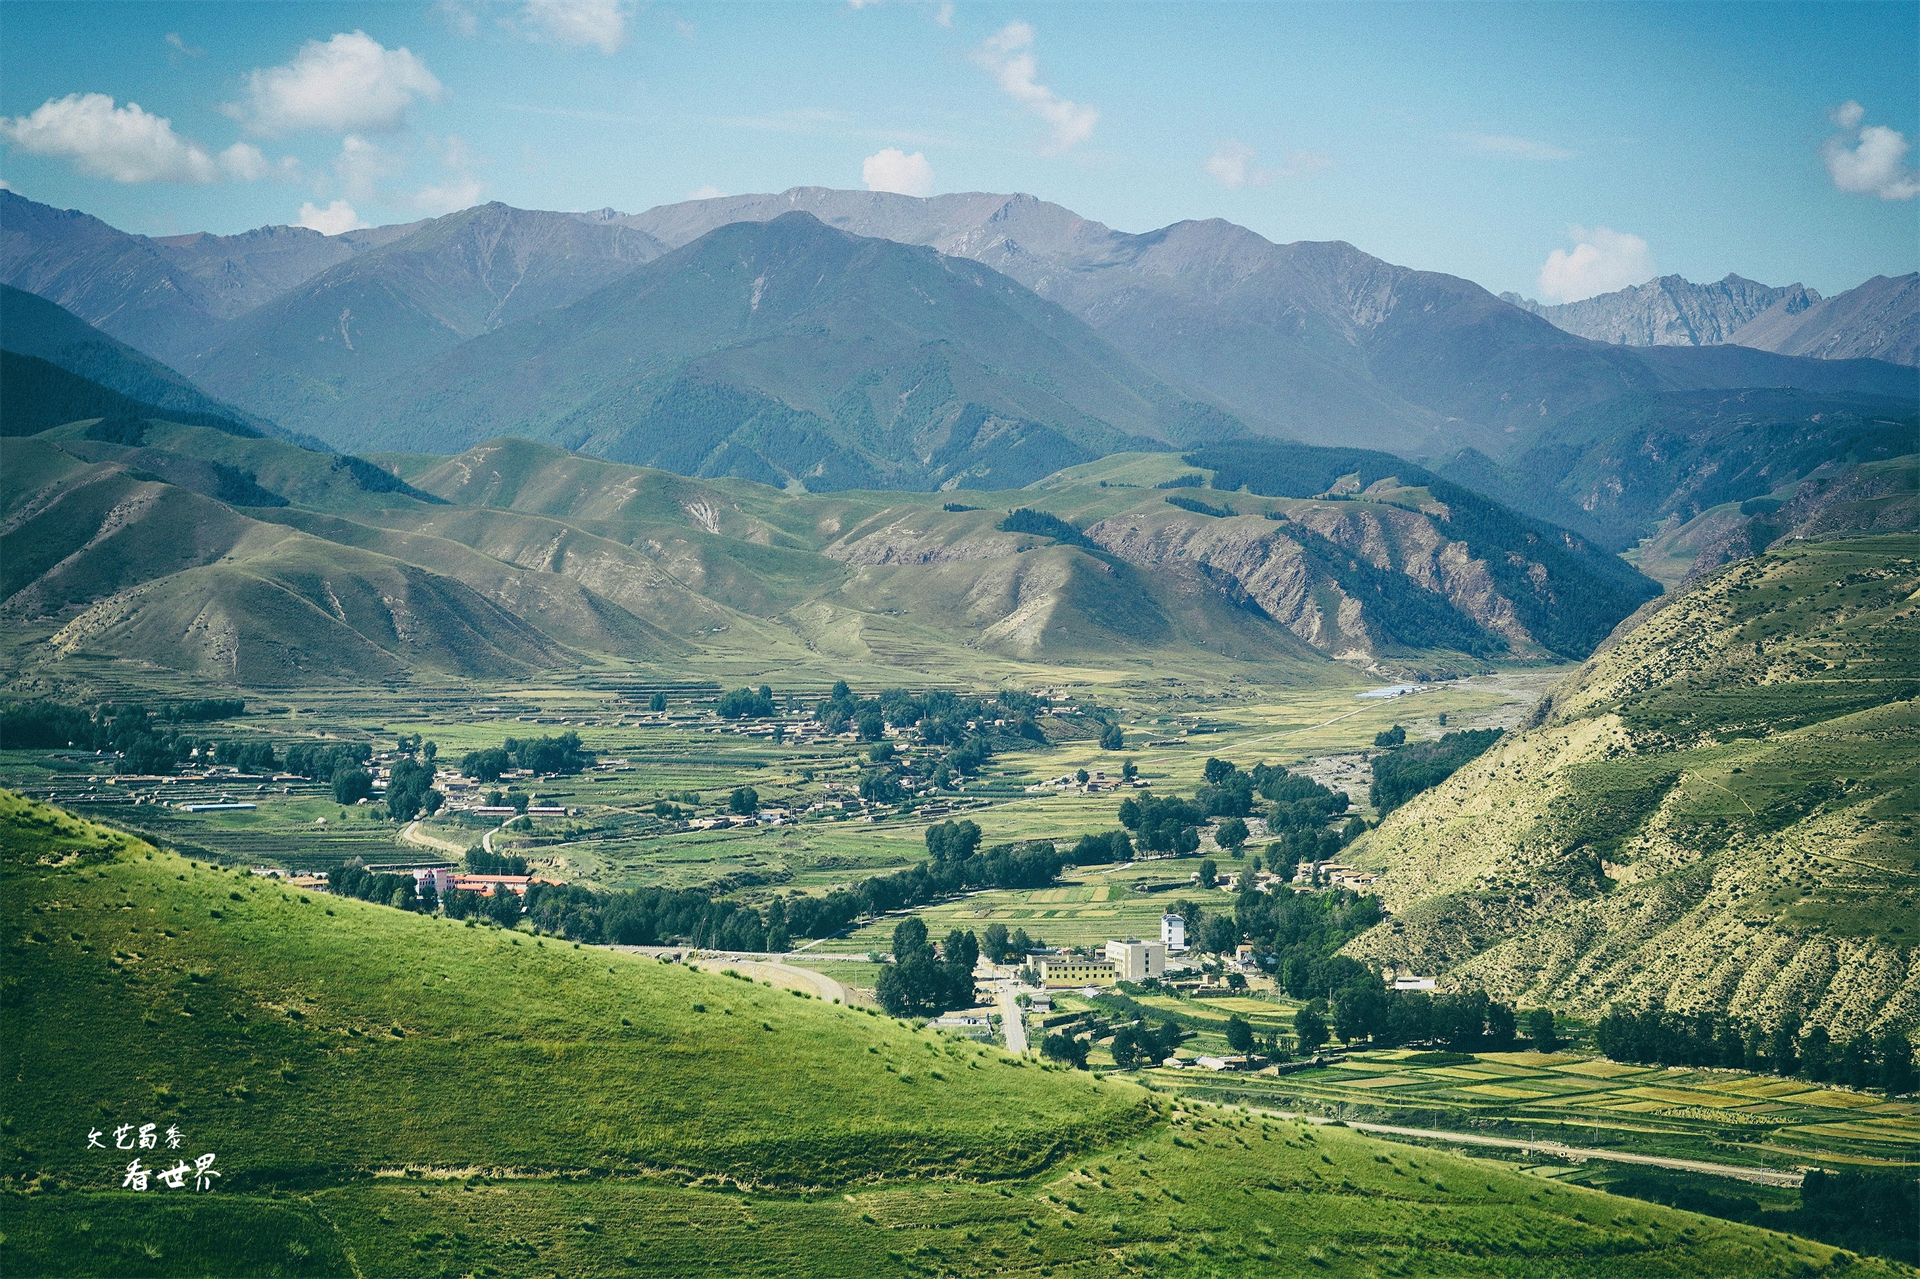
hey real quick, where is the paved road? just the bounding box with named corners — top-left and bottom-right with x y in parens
top-left (998, 984), bottom-right (1029, 1055)
top-left (1244, 1108), bottom-right (1805, 1187)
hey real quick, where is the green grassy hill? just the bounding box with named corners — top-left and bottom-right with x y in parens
top-left (1347, 534), bottom-right (1920, 1041)
top-left (0, 793), bottom-right (1890, 1278)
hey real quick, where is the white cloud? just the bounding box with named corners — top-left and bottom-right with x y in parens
top-left (0, 177), bottom-right (12, 191)
top-left (1, 93), bottom-right (221, 183)
top-left (935, 2), bottom-right (954, 27)
top-left (165, 32), bottom-right (205, 59)
top-left (687, 183), bottom-right (724, 200)
top-left (1455, 132), bottom-right (1575, 161)
top-left (335, 134), bottom-right (404, 201)
top-left (862, 147), bottom-right (934, 197)
top-left (1537, 225), bottom-right (1655, 303)
top-left (218, 142), bottom-right (272, 181)
top-left (1822, 102), bottom-right (1919, 201)
top-left (295, 199), bottom-right (368, 235)
top-left (1205, 141), bottom-right (1258, 189)
top-left (229, 31), bottom-right (443, 136)
top-left (520, 0), bottom-right (630, 52)
top-left (1204, 140), bottom-right (1331, 188)
top-left (972, 21), bottom-right (1097, 153)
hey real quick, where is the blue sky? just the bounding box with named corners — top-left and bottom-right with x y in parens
top-left (2, 1), bottom-right (1914, 301)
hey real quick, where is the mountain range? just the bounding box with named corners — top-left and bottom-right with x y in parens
top-left (4, 187), bottom-right (1913, 480)
top-left (1508, 271), bottom-right (1919, 366)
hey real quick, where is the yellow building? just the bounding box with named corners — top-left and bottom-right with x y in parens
top-left (1039, 958), bottom-right (1117, 988)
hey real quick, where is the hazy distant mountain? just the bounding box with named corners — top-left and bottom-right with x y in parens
top-left (6, 186), bottom-right (1912, 469)
top-left (1501, 274), bottom-right (1817, 347)
top-left (0, 189), bottom-right (407, 366)
top-left (189, 203), bottom-right (668, 430)
top-left (607, 188), bottom-right (1913, 457)
top-left (0, 284), bottom-right (275, 434)
top-left (321, 213), bottom-right (1215, 489)
top-left (1500, 387), bottom-right (1918, 549)
top-left (1728, 273), bottom-right (1920, 367)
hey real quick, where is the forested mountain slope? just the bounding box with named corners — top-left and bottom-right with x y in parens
top-left (1346, 534), bottom-right (1920, 1043)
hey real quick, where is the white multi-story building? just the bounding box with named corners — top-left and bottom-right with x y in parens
top-left (1160, 911), bottom-right (1187, 952)
top-left (1104, 938), bottom-right (1167, 982)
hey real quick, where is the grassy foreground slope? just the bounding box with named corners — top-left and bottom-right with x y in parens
top-left (0, 796), bottom-right (1885, 1278)
top-left (1348, 534), bottom-right (1920, 1039)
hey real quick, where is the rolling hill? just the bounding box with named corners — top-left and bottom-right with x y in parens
top-left (1345, 533), bottom-right (1920, 1043)
top-left (0, 791), bottom-right (1884, 1278)
top-left (1, 418), bottom-right (1661, 688)
top-left (317, 213), bottom-right (1214, 490)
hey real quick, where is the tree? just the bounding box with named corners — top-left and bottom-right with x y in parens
top-left (1203, 758), bottom-right (1237, 785)
top-left (1225, 1015), bottom-right (1255, 1055)
top-left (1527, 1008), bottom-right (1559, 1052)
top-left (856, 711), bottom-right (884, 741)
top-left (332, 768), bottom-right (373, 805)
top-left (892, 916), bottom-right (930, 961)
top-left (649, 692), bottom-right (668, 712)
top-left (926, 819), bottom-right (982, 862)
top-left (1215, 817), bottom-right (1248, 852)
top-left (1880, 1031), bottom-right (1917, 1096)
top-left (1485, 1000), bottom-right (1517, 1051)
top-left (983, 922), bottom-right (1011, 963)
top-left (462, 747), bottom-right (509, 782)
top-left (1110, 1026), bottom-right (1140, 1069)
top-left (716, 687), bottom-right (775, 719)
top-left (1198, 858), bottom-right (1218, 889)
top-left (1121, 758), bottom-right (1137, 781)
top-left (1099, 722), bottom-right (1124, 751)
top-left (728, 786), bottom-right (759, 815)
top-left (1041, 1032), bottom-right (1089, 1069)
top-left (1373, 725), bottom-right (1406, 748)
top-left (1294, 1006), bottom-right (1329, 1053)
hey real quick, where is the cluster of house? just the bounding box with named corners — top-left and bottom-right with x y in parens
top-left (1291, 859), bottom-right (1380, 890)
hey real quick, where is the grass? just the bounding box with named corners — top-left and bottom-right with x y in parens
top-left (2, 793), bottom-right (1897, 1277)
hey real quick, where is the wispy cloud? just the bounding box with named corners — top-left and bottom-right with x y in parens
top-left (1822, 100), bottom-right (1919, 201)
top-left (1537, 224), bottom-right (1654, 303)
top-left (1204, 140), bottom-right (1331, 188)
top-left (519, 0), bottom-right (631, 54)
top-left (971, 21), bottom-right (1096, 154)
top-left (1454, 132), bottom-right (1575, 161)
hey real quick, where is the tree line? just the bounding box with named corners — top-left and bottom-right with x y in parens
top-left (0, 698), bottom-right (245, 774)
top-left (1596, 1006), bottom-right (1916, 1096)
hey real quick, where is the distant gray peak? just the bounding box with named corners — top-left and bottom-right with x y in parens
top-left (1507, 273), bottom-right (1821, 348)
